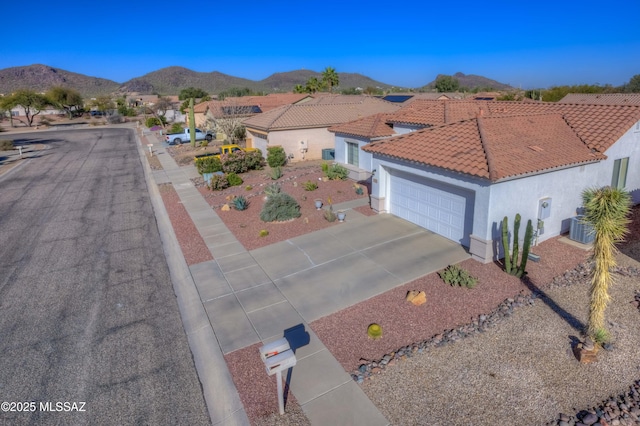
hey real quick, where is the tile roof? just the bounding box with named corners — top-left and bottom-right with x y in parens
top-left (558, 93), bottom-right (640, 105)
top-left (243, 97), bottom-right (400, 131)
top-left (386, 100), bottom-right (640, 153)
top-left (363, 113), bottom-right (607, 182)
top-left (193, 93), bottom-right (311, 116)
top-left (328, 113), bottom-right (397, 139)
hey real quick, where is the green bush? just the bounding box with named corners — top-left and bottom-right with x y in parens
top-left (0, 139), bottom-right (14, 151)
top-left (259, 229), bottom-right (269, 237)
top-left (266, 146), bottom-right (287, 167)
top-left (221, 151), bottom-right (249, 174)
top-left (303, 180), bottom-right (318, 191)
top-left (195, 156), bottom-right (222, 175)
top-left (145, 116), bottom-right (166, 128)
top-left (271, 166), bottom-right (282, 180)
top-left (169, 123), bottom-right (184, 134)
top-left (208, 174), bottom-right (229, 191)
top-left (226, 172), bottom-right (243, 186)
top-left (232, 195), bottom-right (249, 211)
top-left (260, 192), bottom-right (301, 222)
top-left (244, 150), bottom-right (265, 170)
top-left (264, 183), bottom-right (281, 197)
top-left (438, 265), bottom-right (477, 288)
top-left (325, 163), bottom-right (348, 180)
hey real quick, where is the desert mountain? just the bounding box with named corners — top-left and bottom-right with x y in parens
top-left (0, 65), bottom-right (512, 98)
top-left (421, 72), bottom-right (513, 91)
top-left (0, 64), bottom-right (120, 98)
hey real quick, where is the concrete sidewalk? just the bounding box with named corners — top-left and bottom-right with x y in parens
top-left (140, 130), bottom-right (469, 425)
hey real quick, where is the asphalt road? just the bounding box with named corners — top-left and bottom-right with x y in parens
top-left (0, 128), bottom-right (210, 425)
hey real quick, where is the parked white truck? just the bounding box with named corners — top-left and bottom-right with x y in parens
top-left (165, 128), bottom-right (213, 145)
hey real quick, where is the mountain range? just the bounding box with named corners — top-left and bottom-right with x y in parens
top-left (0, 64), bottom-right (512, 98)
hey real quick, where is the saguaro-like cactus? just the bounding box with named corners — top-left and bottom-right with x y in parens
top-left (502, 214), bottom-right (534, 278)
top-left (189, 98), bottom-right (196, 147)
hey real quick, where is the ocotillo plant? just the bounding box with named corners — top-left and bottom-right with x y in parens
top-left (501, 214), bottom-right (534, 278)
top-left (189, 98), bottom-right (196, 147)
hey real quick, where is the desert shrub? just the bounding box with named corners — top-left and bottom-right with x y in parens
top-left (324, 206), bottom-right (337, 222)
top-left (208, 174), bottom-right (229, 191)
top-left (169, 123), bottom-right (183, 134)
top-left (303, 180), bottom-right (318, 191)
top-left (245, 150), bottom-right (265, 170)
top-left (325, 163), bottom-right (348, 180)
top-left (270, 166), bottom-right (282, 180)
top-left (266, 146), bottom-right (287, 167)
top-left (259, 229), bottom-right (269, 237)
top-left (260, 192), bottom-right (301, 222)
top-left (39, 117), bottom-right (51, 126)
top-left (145, 116), bottom-right (165, 128)
top-left (321, 162), bottom-right (329, 173)
top-left (221, 151), bottom-right (249, 174)
top-left (264, 183), bottom-right (281, 197)
top-left (226, 172), bottom-right (243, 186)
top-left (232, 195), bottom-right (249, 211)
top-left (195, 156), bottom-right (222, 175)
top-left (0, 139), bottom-right (14, 151)
top-left (245, 185), bottom-right (253, 191)
top-left (354, 183), bottom-right (364, 195)
top-left (438, 264), bottom-right (477, 288)
top-left (200, 140), bottom-right (209, 147)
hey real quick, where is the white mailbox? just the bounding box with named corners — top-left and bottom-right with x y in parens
top-left (264, 349), bottom-right (297, 376)
top-left (259, 338), bottom-right (297, 415)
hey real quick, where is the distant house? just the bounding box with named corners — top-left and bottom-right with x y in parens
top-left (329, 99), bottom-right (640, 263)
top-left (243, 96), bottom-right (400, 162)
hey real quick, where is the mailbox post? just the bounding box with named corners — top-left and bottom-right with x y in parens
top-left (259, 338), bottom-right (297, 415)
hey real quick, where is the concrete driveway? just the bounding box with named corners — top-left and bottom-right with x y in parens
top-left (248, 212), bottom-right (470, 323)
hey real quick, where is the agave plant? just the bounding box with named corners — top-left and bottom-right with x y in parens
top-left (232, 195), bottom-right (249, 211)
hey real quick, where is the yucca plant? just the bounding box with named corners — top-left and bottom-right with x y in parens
top-left (581, 186), bottom-right (631, 342)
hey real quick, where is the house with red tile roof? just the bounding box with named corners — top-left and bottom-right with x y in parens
top-left (558, 93), bottom-right (640, 105)
top-left (331, 99), bottom-right (640, 263)
top-left (243, 96), bottom-right (399, 162)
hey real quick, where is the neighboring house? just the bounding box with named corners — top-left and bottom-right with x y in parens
top-left (558, 93), bottom-right (640, 105)
top-left (243, 97), bottom-right (400, 162)
top-left (191, 93), bottom-right (313, 138)
top-left (329, 100), bottom-right (640, 263)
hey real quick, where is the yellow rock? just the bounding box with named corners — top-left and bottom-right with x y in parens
top-left (221, 204), bottom-right (231, 211)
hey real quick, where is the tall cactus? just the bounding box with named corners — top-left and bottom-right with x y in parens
top-left (501, 214), bottom-right (534, 277)
top-left (189, 98), bottom-right (196, 147)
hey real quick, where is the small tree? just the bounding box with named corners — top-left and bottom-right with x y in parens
top-left (0, 89), bottom-right (50, 127)
top-left (435, 75), bottom-right (460, 92)
top-left (202, 100), bottom-right (255, 143)
top-left (179, 87), bottom-right (209, 100)
top-left (46, 86), bottom-right (83, 118)
top-left (582, 186), bottom-right (631, 342)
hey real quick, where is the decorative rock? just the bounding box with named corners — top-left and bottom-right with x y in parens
top-left (221, 203), bottom-right (230, 211)
top-left (581, 412), bottom-right (598, 425)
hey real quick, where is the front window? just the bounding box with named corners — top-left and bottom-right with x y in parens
top-left (611, 158), bottom-right (629, 189)
top-left (346, 141), bottom-right (359, 166)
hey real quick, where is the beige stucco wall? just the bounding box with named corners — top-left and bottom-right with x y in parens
top-left (266, 128), bottom-right (335, 162)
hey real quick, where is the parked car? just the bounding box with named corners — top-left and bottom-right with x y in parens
top-left (165, 128), bottom-right (213, 145)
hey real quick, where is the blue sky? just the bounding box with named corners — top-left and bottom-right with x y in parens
top-left (2, 0), bottom-right (639, 89)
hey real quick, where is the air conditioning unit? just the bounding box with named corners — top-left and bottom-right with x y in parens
top-left (569, 216), bottom-right (594, 244)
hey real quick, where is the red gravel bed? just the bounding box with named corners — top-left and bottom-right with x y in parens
top-left (196, 164), bottom-right (370, 251)
top-left (224, 343), bottom-right (306, 425)
top-left (311, 237), bottom-right (590, 372)
top-left (158, 184), bottom-right (213, 266)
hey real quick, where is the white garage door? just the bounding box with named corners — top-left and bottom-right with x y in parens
top-left (390, 172), bottom-right (469, 244)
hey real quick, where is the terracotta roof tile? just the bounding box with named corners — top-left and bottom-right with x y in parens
top-left (243, 98), bottom-right (400, 131)
top-left (558, 93), bottom-right (640, 105)
top-left (363, 114), bottom-right (607, 182)
top-left (328, 113), bottom-right (396, 139)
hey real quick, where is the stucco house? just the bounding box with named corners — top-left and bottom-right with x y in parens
top-left (331, 99), bottom-right (640, 263)
top-left (243, 96), bottom-right (400, 162)
top-left (558, 93), bottom-right (640, 105)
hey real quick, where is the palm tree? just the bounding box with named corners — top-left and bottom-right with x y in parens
top-left (305, 77), bottom-right (321, 94)
top-left (581, 186), bottom-right (631, 342)
top-left (321, 67), bottom-right (339, 93)
top-left (293, 84), bottom-right (306, 94)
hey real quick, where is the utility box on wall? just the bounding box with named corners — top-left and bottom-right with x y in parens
top-left (538, 198), bottom-right (552, 220)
